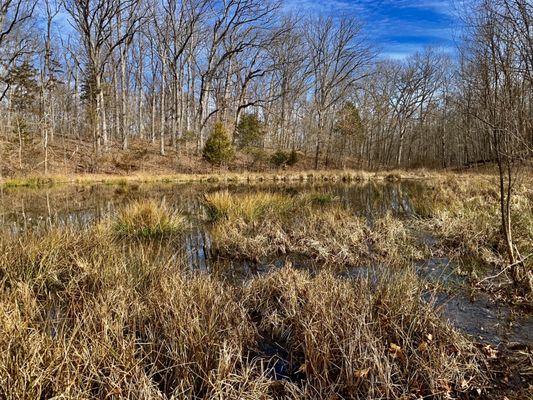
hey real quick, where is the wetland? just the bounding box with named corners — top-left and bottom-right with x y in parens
top-left (0, 174), bottom-right (531, 399)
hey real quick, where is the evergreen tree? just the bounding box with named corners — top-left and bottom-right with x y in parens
top-left (335, 102), bottom-right (364, 141)
top-left (4, 61), bottom-right (39, 112)
top-left (203, 122), bottom-right (235, 165)
top-left (235, 113), bottom-right (264, 148)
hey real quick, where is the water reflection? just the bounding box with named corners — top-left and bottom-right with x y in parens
top-left (0, 181), bottom-right (424, 233)
top-left (1, 181), bottom-right (530, 346)
top-left (185, 228), bottom-right (212, 272)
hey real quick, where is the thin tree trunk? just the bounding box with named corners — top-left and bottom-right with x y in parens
top-left (160, 58), bottom-right (166, 156)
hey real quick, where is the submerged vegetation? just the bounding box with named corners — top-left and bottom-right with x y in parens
top-left (0, 172), bottom-right (531, 398)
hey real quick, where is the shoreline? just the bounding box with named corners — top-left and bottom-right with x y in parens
top-left (0, 168), bottom-right (501, 189)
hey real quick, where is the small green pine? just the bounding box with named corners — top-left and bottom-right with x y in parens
top-left (203, 122), bottom-right (235, 165)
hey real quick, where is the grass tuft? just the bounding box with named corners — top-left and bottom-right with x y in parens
top-left (204, 190), bottom-right (294, 223)
top-left (113, 200), bottom-right (187, 238)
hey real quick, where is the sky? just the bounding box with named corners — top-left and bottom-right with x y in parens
top-left (284, 0), bottom-right (463, 59)
top-left (52, 0), bottom-right (464, 62)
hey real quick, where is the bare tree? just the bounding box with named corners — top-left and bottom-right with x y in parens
top-left (65, 0), bottom-right (142, 156)
top-left (0, 0), bottom-right (37, 102)
top-left (306, 16), bottom-right (372, 169)
top-left (194, 0), bottom-right (280, 150)
top-left (460, 0), bottom-right (532, 289)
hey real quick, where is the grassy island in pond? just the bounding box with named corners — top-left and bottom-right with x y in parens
top-left (0, 171), bottom-right (531, 399)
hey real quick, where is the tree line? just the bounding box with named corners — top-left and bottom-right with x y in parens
top-left (0, 0), bottom-right (531, 172)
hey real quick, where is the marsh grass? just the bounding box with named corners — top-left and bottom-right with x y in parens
top-left (3, 173), bottom-right (530, 398)
top-left (113, 200), bottom-right (187, 239)
top-left (0, 225), bottom-right (486, 399)
top-left (371, 212), bottom-right (423, 263)
top-left (2, 176), bottom-right (55, 188)
top-left (244, 266), bottom-right (484, 399)
top-left (206, 191), bottom-right (419, 266)
top-left (415, 177), bottom-right (533, 269)
top-left (207, 197), bottom-right (370, 264)
top-left (204, 190), bottom-right (294, 222)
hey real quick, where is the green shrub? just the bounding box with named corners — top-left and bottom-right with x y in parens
top-left (270, 150), bottom-right (289, 167)
top-left (236, 113), bottom-right (264, 149)
top-left (203, 122), bottom-right (234, 165)
top-left (270, 149), bottom-right (299, 167)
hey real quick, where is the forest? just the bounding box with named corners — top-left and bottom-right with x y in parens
top-left (0, 0), bottom-right (530, 173)
top-left (0, 1), bottom-right (532, 399)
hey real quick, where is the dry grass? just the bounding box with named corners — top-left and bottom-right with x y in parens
top-left (206, 191), bottom-right (419, 266)
top-left (244, 266), bottom-right (484, 399)
top-left (113, 200), bottom-right (187, 239)
top-left (415, 176), bottom-right (533, 269)
top-left (0, 224), bottom-right (486, 399)
top-left (3, 172), bottom-right (532, 398)
top-left (0, 226), bottom-right (261, 399)
top-left (371, 212), bottom-right (423, 263)
top-left (204, 190), bottom-right (293, 223)
top-left (206, 193), bottom-right (370, 264)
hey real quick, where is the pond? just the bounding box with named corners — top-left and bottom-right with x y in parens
top-left (0, 181), bottom-right (421, 231)
top-left (1, 180), bottom-right (531, 347)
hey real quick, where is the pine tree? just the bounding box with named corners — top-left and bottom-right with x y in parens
top-left (335, 102), bottom-right (364, 140)
top-left (5, 61), bottom-right (39, 112)
top-left (203, 122), bottom-right (235, 165)
top-left (236, 113), bottom-right (264, 148)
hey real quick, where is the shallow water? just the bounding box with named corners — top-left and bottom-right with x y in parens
top-left (436, 291), bottom-right (533, 344)
top-left (0, 181), bottom-right (421, 231)
top-left (1, 181), bottom-right (530, 347)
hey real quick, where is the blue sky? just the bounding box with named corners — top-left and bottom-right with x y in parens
top-left (285, 0), bottom-right (463, 59)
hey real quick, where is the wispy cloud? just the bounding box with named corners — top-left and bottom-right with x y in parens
top-left (283, 0), bottom-right (461, 59)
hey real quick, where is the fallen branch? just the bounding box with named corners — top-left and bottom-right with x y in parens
top-left (476, 253), bottom-right (532, 286)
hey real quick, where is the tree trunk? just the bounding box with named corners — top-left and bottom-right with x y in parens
top-left (160, 58), bottom-right (166, 156)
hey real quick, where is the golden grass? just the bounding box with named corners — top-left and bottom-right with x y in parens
top-left (204, 190), bottom-right (293, 223)
top-left (0, 224), bottom-right (486, 399)
top-left (2, 170), bottom-right (532, 397)
top-left (371, 212), bottom-right (423, 262)
top-left (206, 191), bottom-right (420, 267)
top-left (113, 200), bottom-right (187, 239)
top-left (0, 168), bottom-right (451, 189)
top-left (415, 176), bottom-right (533, 269)
top-left (244, 266), bottom-right (483, 398)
